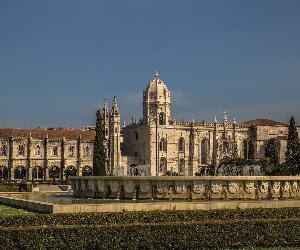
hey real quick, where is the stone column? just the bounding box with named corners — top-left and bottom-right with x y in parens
top-left (8, 136), bottom-right (14, 181)
top-left (27, 167), bottom-right (32, 181)
top-left (27, 136), bottom-right (32, 181)
top-left (60, 137), bottom-right (65, 181)
top-left (10, 167), bottom-right (15, 180)
top-left (44, 135), bottom-right (49, 181)
top-left (78, 167), bottom-right (82, 176)
top-left (45, 168), bottom-right (49, 181)
top-left (77, 135), bottom-right (81, 173)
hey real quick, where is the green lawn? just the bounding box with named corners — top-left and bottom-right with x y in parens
top-left (0, 204), bottom-right (33, 216)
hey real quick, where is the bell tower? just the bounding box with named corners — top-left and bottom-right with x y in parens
top-left (143, 71), bottom-right (171, 126)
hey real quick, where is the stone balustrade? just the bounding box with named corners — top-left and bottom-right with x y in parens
top-left (69, 176), bottom-right (300, 200)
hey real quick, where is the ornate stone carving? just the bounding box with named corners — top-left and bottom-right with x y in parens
top-left (272, 181), bottom-right (281, 193)
top-left (157, 181), bottom-right (168, 193)
top-left (245, 182), bottom-right (255, 194)
top-left (259, 182), bottom-right (269, 193)
top-left (109, 181), bottom-right (119, 193)
top-left (140, 181), bottom-right (150, 193)
top-left (292, 181), bottom-right (299, 193)
top-left (228, 183), bottom-right (239, 194)
top-left (211, 184), bottom-right (222, 194)
top-left (193, 183), bottom-right (205, 194)
top-left (124, 181), bottom-right (134, 193)
top-left (175, 181), bottom-right (186, 193)
top-left (283, 181), bottom-right (291, 193)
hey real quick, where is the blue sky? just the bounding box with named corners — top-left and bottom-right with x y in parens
top-left (0, 1), bottom-right (299, 128)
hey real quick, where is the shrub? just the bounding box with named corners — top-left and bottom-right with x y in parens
top-left (1, 218), bottom-right (300, 249)
top-left (0, 183), bottom-right (20, 192)
top-left (2, 208), bottom-right (300, 228)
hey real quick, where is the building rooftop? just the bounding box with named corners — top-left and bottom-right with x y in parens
top-left (0, 128), bottom-right (95, 140)
top-left (242, 119), bottom-right (288, 127)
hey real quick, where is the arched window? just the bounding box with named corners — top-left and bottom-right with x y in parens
top-left (18, 145), bottom-right (25, 156)
top-left (0, 167), bottom-right (8, 179)
top-left (82, 166), bottom-right (93, 176)
top-left (36, 145), bottom-right (41, 156)
top-left (159, 112), bottom-right (166, 125)
top-left (14, 168), bottom-right (21, 179)
top-left (179, 158), bottom-right (185, 175)
top-left (84, 146), bottom-right (90, 156)
top-left (201, 139), bottom-right (209, 165)
top-left (32, 167), bottom-right (43, 180)
top-left (178, 138), bottom-right (185, 152)
top-left (52, 146), bottom-right (58, 156)
top-left (68, 146), bottom-right (75, 157)
top-left (49, 166), bottom-right (60, 180)
top-left (159, 138), bottom-right (167, 151)
top-left (135, 132), bottom-right (138, 140)
top-left (159, 157), bottom-right (167, 174)
top-left (14, 167), bottom-right (26, 179)
top-left (0, 145), bottom-right (7, 156)
top-left (65, 166), bottom-right (77, 179)
top-left (32, 168), bottom-right (37, 179)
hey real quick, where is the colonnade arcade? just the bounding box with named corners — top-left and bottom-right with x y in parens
top-left (0, 165), bottom-right (93, 181)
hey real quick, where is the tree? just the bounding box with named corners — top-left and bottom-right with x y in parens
top-left (263, 138), bottom-right (280, 175)
top-left (264, 139), bottom-right (280, 165)
top-left (93, 109), bottom-right (106, 176)
top-left (247, 125), bottom-right (256, 162)
top-left (285, 116), bottom-right (300, 175)
top-left (248, 139), bottom-right (255, 162)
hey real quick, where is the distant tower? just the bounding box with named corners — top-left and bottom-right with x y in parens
top-left (109, 96), bottom-right (121, 175)
top-left (143, 71), bottom-right (171, 126)
top-left (102, 98), bottom-right (110, 166)
top-left (102, 98), bottom-right (110, 141)
top-left (223, 111), bottom-right (228, 137)
top-left (212, 117), bottom-right (218, 167)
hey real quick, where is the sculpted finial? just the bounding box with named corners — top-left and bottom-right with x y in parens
top-left (154, 70), bottom-right (159, 79)
top-left (223, 111), bottom-right (228, 124)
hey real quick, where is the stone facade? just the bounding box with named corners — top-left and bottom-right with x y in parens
top-left (120, 73), bottom-right (299, 176)
top-left (0, 129), bottom-right (95, 181)
top-left (0, 73), bottom-right (298, 179)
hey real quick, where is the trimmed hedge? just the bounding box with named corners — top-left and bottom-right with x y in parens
top-left (1, 218), bottom-right (300, 249)
top-left (1, 208), bottom-right (300, 227)
top-left (0, 183), bottom-right (19, 192)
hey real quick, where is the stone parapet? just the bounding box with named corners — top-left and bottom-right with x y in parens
top-left (70, 176), bottom-right (300, 200)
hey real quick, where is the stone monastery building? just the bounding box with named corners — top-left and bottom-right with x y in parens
top-left (0, 72), bottom-right (297, 180)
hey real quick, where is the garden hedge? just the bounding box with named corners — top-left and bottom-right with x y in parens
top-left (1, 208), bottom-right (300, 227)
top-left (1, 218), bottom-right (300, 249)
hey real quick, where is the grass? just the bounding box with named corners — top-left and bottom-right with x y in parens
top-left (0, 205), bottom-right (33, 216)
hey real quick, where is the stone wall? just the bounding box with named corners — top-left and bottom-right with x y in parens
top-left (0, 136), bottom-right (93, 181)
top-left (70, 176), bottom-right (300, 201)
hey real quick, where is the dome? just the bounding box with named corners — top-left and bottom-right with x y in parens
top-left (144, 72), bottom-right (170, 102)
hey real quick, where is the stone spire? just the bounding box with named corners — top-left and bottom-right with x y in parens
top-left (233, 117), bottom-right (237, 125)
top-left (192, 114), bottom-right (195, 125)
top-left (102, 97), bottom-right (109, 124)
top-left (223, 111), bottom-right (228, 125)
top-left (111, 96), bottom-right (119, 115)
top-left (103, 97), bottom-right (108, 109)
